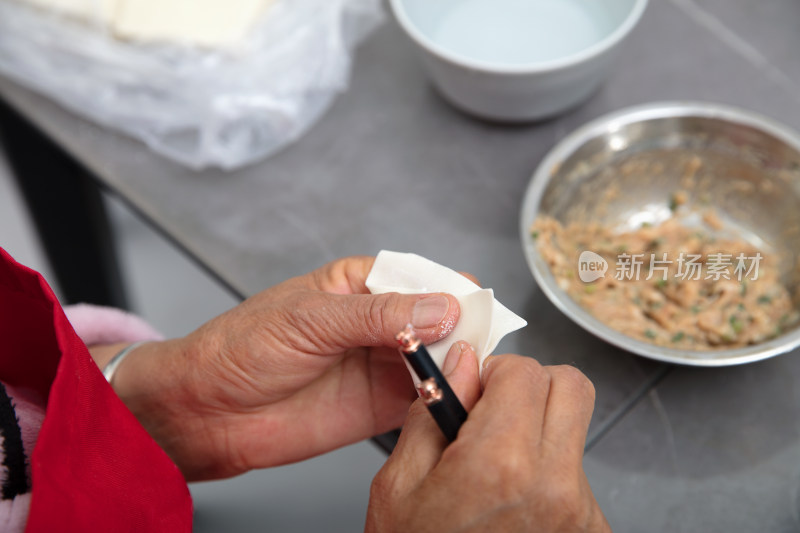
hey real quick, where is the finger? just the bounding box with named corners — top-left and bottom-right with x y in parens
top-left (468, 355), bottom-right (552, 444)
top-left (457, 271), bottom-right (481, 286)
top-left (289, 291), bottom-right (461, 351)
top-left (541, 365), bottom-right (596, 462)
top-left (310, 256), bottom-right (376, 295)
top-left (441, 341), bottom-right (481, 411)
top-left (309, 257), bottom-right (481, 296)
top-left (385, 342), bottom-right (481, 490)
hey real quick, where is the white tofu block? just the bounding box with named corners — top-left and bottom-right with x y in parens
top-left (20, 0), bottom-right (118, 26)
top-left (113, 0), bottom-right (273, 47)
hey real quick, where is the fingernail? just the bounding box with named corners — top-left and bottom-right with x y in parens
top-left (480, 356), bottom-right (496, 388)
top-left (412, 295), bottom-right (450, 329)
top-left (443, 342), bottom-right (463, 376)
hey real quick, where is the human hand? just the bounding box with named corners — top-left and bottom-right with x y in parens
top-left (109, 256), bottom-right (462, 481)
top-left (366, 347), bottom-right (610, 533)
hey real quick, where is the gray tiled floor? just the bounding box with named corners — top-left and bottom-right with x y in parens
top-left (0, 151), bottom-right (385, 532)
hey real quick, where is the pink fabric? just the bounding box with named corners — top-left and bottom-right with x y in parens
top-left (3, 384), bottom-right (45, 466)
top-left (0, 252), bottom-right (191, 532)
top-left (0, 384), bottom-right (44, 533)
top-left (0, 305), bottom-right (164, 531)
top-left (0, 494), bottom-right (30, 533)
top-left (63, 304), bottom-right (163, 346)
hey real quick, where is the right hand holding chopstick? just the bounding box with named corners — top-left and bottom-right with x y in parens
top-left (366, 351), bottom-right (611, 533)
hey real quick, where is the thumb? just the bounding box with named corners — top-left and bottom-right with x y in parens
top-left (307, 292), bottom-right (460, 350)
top-left (381, 342), bottom-right (481, 490)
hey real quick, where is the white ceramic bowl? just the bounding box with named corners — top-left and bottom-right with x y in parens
top-left (390, 0), bottom-right (648, 122)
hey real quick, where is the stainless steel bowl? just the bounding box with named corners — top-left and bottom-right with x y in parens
top-left (520, 102), bottom-right (800, 366)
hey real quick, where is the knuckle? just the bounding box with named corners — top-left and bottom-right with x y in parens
top-left (367, 464), bottom-right (415, 533)
top-left (439, 438), bottom-right (470, 464)
top-left (278, 295), bottom-right (319, 347)
top-left (484, 356), bottom-right (554, 405)
top-left (369, 468), bottom-right (391, 500)
top-left (514, 357), bottom-right (551, 391)
top-left (471, 443), bottom-right (532, 500)
top-left (314, 257), bottom-right (351, 289)
top-left (361, 294), bottom-right (392, 343)
top-left (287, 294), bottom-right (344, 351)
top-left (543, 480), bottom-right (591, 528)
top-left (553, 365), bottom-right (596, 404)
top-left (496, 455), bottom-right (527, 491)
top-left (406, 398), bottom-right (429, 421)
top-left (524, 358), bottom-right (550, 383)
top-left (458, 271), bottom-right (481, 286)
top-left (369, 463), bottom-right (406, 508)
top-left (492, 355), bottom-right (549, 386)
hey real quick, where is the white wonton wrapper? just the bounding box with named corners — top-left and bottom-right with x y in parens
top-left (365, 251), bottom-right (527, 382)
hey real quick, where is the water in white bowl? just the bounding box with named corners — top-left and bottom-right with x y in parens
top-left (429, 0), bottom-right (614, 66)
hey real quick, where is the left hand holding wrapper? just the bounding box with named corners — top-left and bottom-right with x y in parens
top-left (109, 256), bottom-right (461, 481)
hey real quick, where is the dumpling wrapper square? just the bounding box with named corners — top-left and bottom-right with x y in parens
top-left (366, 251), bottom-right (527, 382)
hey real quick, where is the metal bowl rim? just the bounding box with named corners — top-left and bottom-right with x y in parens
top-left (520, 100), bottom-right (800, 366)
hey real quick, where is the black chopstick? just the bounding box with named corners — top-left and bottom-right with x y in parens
top-left (396, 325), bottom-right (468, 442)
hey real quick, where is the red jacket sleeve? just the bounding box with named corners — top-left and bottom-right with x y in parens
top-left (0, 247), bottom-right (192, 532)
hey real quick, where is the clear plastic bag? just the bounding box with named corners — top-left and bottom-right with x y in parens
top-left (0, 0), bottom-right (384, 170)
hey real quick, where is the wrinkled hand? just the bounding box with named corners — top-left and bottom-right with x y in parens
top-left (366, 346), bottom-right (610, 533)
top-left (111, 256), bottom-right (461, 481)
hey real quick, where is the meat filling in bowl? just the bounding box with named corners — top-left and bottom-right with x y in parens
top-left (532, 214), bottom-right (800, 350)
